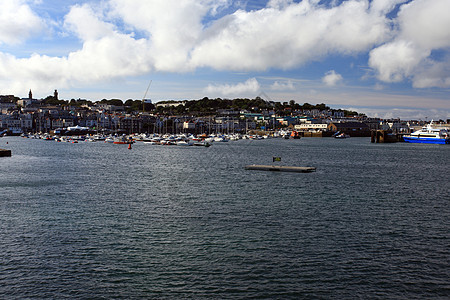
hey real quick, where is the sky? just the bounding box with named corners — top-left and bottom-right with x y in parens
top-left (0, 0), bottom-right (449, 120)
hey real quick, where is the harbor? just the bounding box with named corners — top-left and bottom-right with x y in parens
top-left (1, 135), bottom-right (448, 299)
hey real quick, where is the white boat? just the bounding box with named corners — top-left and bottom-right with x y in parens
top-left (193, 141), bottom-right (211, 147)
top-left (176, 140), bottom-right (191, 146)
top-left (214, 136), bottom-right (228, 142)
top-left (403, 122), bottom-right (449, 144)
top-left (104, 136), bottom-right (115, 143)
top-left (334, 132), bottom-right (350, 139)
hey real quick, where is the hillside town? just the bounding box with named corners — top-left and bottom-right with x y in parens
top-left (1, 90), bottom-right (449, 137)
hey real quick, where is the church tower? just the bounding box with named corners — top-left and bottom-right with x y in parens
top-left (54, 89), bottom-right (58, 101)
top-left (29, 89), bottom-right (32, 99)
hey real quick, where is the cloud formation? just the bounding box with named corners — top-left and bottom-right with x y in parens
top-left (322, 70), bottom-right (343, 86)
top-left (204, 78), bottom-right (260, 96)
top-left (0, 0), bottom-right (45, 45)
top-left (271, 80), bottom-right (295, 91)
top-left (0, 0), bottom-right (449, 97)
top-left (189, 0), bottom-right (394, 71)
top-left (369, 0), bottom-right (450, 88)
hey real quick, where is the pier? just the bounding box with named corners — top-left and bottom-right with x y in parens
top-left (371, 130), bottom-right (405, 143)
top-left (0, 148), bottom-right (11, 157)
top-left (245, 164), bottom-right (316, 173)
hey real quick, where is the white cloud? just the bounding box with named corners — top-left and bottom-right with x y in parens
top-left (0, 0), bottom-right (449, 99)
top-left (64, 4), bottom-right (116, 41)
top-left (369, 0), bottom-right (408, 15)
top-left (270, 80), bottom-right (295, 91)
top-left (369, 40), bottom-right (429, 82)
top-left (0, 3), bottom-right (154, 95)
top-left (398, 0), bottom-right (450, 49)
top-left (267, 0), bottom-right (294, 10)
top-left (322, 70), bottom-right (343, 86)
top-left (108, 0), bottom-right (229, 72)
top-left (0, 0), bottom-right (46, 44)
top-left (204, 78), bottom-right (260, 96)
top-left (411, 58), bottom-right (450, 89)
top-left (369, 0), bottom-right (450, 88)
top-left (189, 0), bottom-right (394, 71)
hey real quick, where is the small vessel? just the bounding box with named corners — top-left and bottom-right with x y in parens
top-left (104, 136), bottom-right (114, 143)
top-left (334, 132), bottom-right (350, 139)
top-left (176, 140), bottom-right (191, 146)
top-left (113, 136), bottom-right (133, 144)
top-left (42, 134), bottom-right (54, 140)
top-left (290, 131), bottom-right (301, 139)
top-left (193, 141), bottom-right (211, 147)
top-left (403, 122), bottom-right (450, 144)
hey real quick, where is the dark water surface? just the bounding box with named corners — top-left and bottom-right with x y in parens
top-left (1, 137), bottom-right (449, 299)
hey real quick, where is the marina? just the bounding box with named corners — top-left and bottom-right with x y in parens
top-left (17, 131), bottom-right (277, 147)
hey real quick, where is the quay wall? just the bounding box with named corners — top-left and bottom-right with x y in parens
top-left (371, 130), bottom-right (405, 143)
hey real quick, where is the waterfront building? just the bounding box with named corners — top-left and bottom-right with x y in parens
top-left (294, 123), bottom-right (329, 131)
top-left (328, 121), bottom-right (371, 137)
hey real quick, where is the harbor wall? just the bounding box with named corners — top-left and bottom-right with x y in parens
top-left (371, 130), bottom-right (405, 143)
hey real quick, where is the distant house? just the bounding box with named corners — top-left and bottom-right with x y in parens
top-left (183, 120), bottom-right (195, 130)
top-left (328, 122), bottom-right (370, 137)
top-left (96, 103), bottom-right (124, 112)
top-left (0, 102), bottom-right (16, 114)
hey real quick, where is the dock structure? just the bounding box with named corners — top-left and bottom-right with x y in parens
top-left (0, 148), bottom-right (12, 157)
top-left (245, 164), bottom-right (316, 173)
top-left (371, 130), bottom-right (405, 143)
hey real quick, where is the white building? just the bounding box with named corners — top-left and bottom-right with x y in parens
top-left (294, 124), bottom-right (328, 131)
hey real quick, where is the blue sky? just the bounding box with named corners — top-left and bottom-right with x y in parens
top-left (0, 0), bottom-right (449, 119)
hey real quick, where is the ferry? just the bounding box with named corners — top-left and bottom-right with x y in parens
top-left (403, 122), bottom-right (450, 144)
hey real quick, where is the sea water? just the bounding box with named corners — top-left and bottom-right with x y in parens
top-left (0, 136), bottom-right (449, 298)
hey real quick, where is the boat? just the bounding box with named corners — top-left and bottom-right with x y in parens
top-left (176, 140), bottom-right (191, 146)
top-left (42, 134), bottom-right (54, 140)
top-left (334, 132), bottom-right (350, 139)
top-left (290, 131), bottom-right (301, 139)
top-left (403, 122), bottom-right (450, 144)
top-left (113, 136), bottom-right (133, 144)
top-left (193, 141), bottom-right (211, 147)
top-left (104, 136), bottom-right (114, 143)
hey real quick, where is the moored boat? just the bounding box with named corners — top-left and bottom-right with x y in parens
top-left (403, 122), bottom-right (449, 144)
top-left (334, 132), bottom-right (350, 139)
top-left (113, 136), bottom-right (133, 144)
